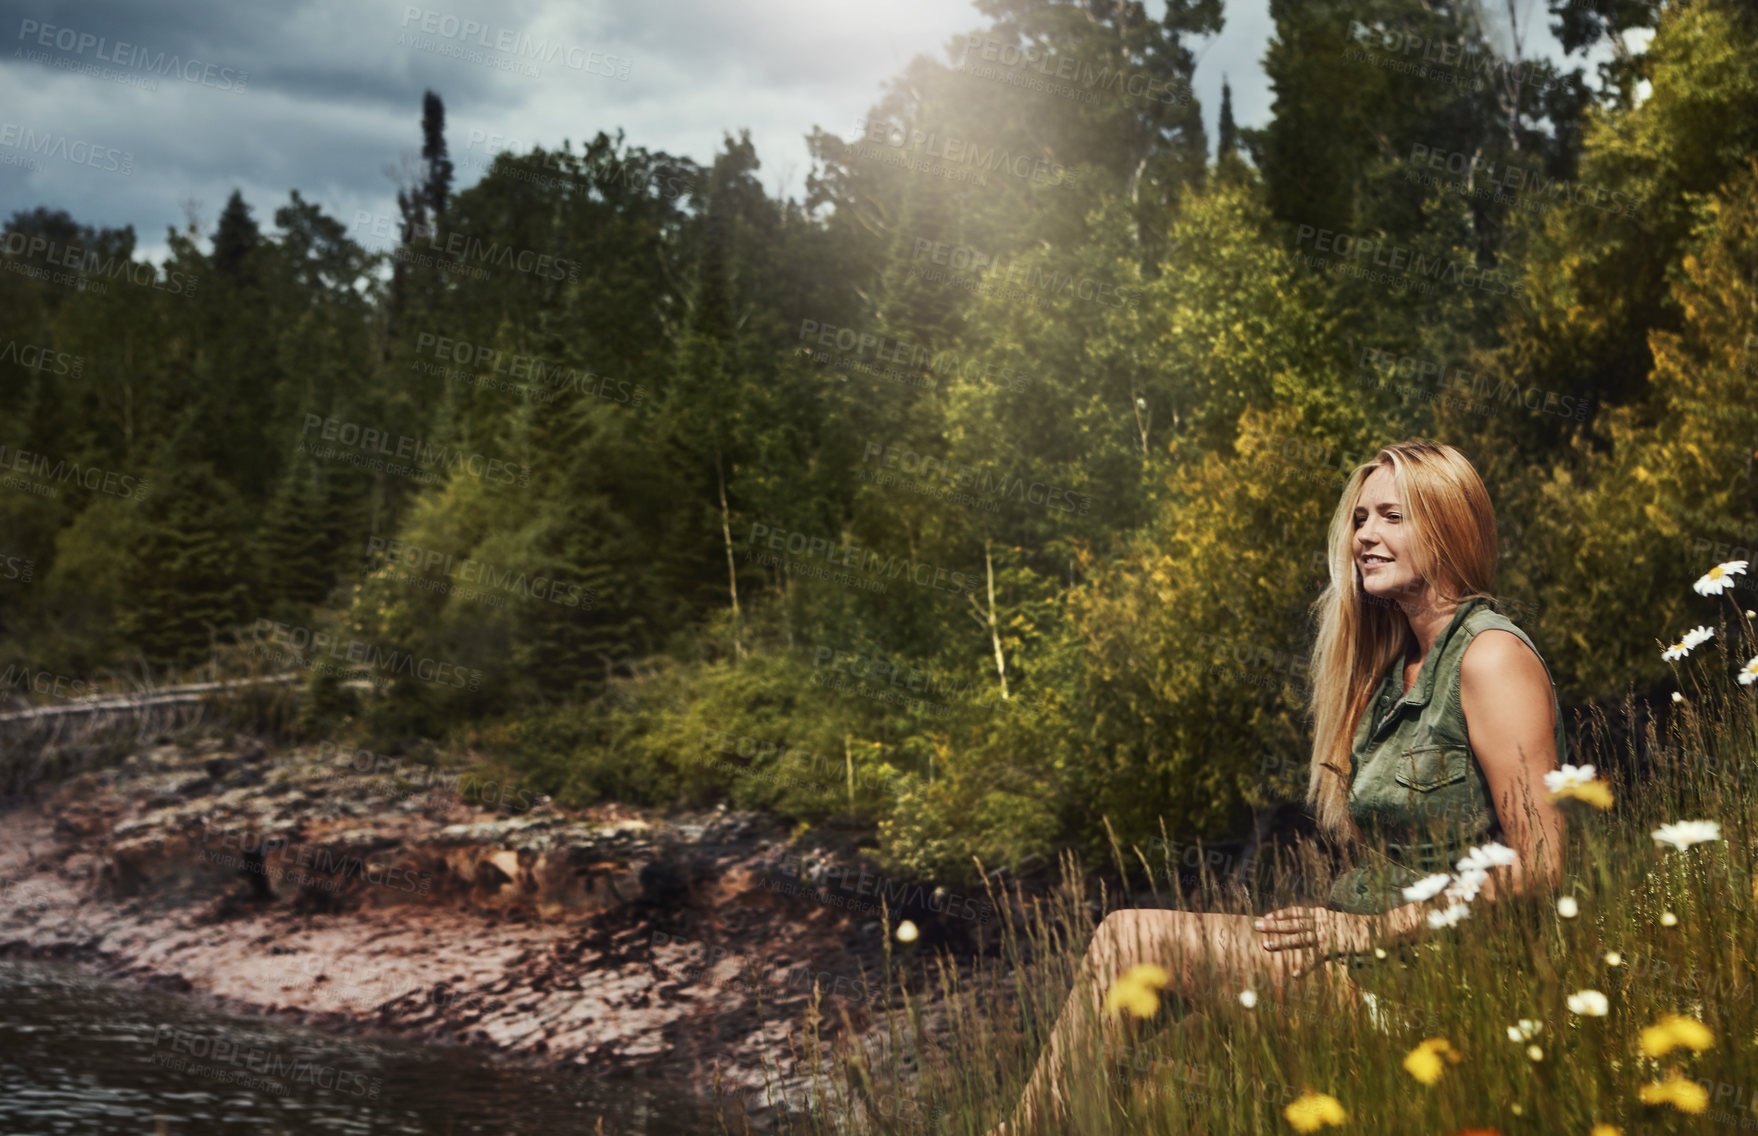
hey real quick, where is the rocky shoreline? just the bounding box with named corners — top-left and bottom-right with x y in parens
top-left (0, 735), bottom-right (993, 1124)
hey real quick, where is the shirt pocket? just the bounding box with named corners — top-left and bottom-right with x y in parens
top-left (1392, 744), bottom-right (1472, 792)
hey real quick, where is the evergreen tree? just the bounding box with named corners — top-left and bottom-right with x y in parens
top-left (1217, 76), bottom-right (1237, 162)
top-left (211, 189), bottom-right (260, 283)
top-left (1216, 76), bottom-right (1249, 185)
top-left (420, 90), bottom-right (454, 221)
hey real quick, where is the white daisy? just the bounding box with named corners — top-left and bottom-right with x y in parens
top-left (1739, 657), bottom-right (1758, 687)
top-left (1507, 1018), bottom-right (1542, 1042)
top-left (1542, 764), bottom-right (1598, 794)
top-left (1566, 989), bottom-right (1609, 1016)
top-left (1556, 895), bottom-right (1579, 919)
top-left (1427, 902), bottom-right (1472, 929)
top-left (1662, 625), bottom-right (1714, 662)
top-left (1238, 988), bottom-right (1258, 1009)
top-left (1652, 819), bottom-right (1722, 850)
top-left (1693, 560), bottom-right (1748, 597)
top-left (1401, 873), bottom-right (1452, 903)
top-left (1446, 867), bottom-right (1490, 905)
top-left (1456, 842), bottom-right (1518, 873)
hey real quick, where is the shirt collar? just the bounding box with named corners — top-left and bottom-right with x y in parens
top-left (1367, 597), bottom-right (1483, 738)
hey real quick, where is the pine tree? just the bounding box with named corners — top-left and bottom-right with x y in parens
top-left (211, 190), bottom-right (260, 283)
top-left (1216, 76), bottom-right (1249, 186)
top-left (421, 90), bottom-right (454, 221)
top-left (1217, 77), bottom-right (1237, 162)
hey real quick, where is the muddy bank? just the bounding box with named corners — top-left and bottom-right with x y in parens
top-left (0, 736), bottom-right (1000, 1123)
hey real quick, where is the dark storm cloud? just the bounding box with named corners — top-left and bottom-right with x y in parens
top-left (0, 0), bottom-right (1301, 265)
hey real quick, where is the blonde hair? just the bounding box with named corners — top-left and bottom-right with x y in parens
top-left (1305, 441), bottom-right (1500, 844)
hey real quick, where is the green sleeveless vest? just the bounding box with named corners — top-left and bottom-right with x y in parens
top-left (1326, 597), bottom-right (1568, 915)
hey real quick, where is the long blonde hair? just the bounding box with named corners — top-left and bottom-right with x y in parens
top-left (1305, 442), bottom-right (1500, 844)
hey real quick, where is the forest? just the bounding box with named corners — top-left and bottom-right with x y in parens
top-left (4, 0), bottom-right (1755, 892)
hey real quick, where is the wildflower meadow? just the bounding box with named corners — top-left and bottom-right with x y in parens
top-left (758, 561), bottom-right (1758, 1135)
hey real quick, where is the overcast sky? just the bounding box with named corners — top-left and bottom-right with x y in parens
top-left (0, 0), bottom-right (1610, 266)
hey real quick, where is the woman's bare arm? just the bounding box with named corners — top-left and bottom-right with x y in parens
top-left (1459, 629), bottom-right (1567, 903)
top-left (1260, 630), bottom-right (1566, 963)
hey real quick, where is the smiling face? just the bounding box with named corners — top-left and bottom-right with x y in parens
top-left (1353, 464), bottom-right (1426, 603)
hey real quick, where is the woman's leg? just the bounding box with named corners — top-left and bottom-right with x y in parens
top-left (1000, 908), bottom-right (1358, 1133)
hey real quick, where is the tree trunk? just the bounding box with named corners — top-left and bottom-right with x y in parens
top-left (966, 538), bottom-right (1009, 700)
top-left (715, 448), bottom-right (742, 660)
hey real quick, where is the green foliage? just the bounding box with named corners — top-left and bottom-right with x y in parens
top-left (10, 0), bottom-right (1758, 891)
top-left (780, 630), bottom-right (1758, 1134)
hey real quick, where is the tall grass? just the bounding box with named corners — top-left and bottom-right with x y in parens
top-left (743, 598), bottom-right (1758, 1134)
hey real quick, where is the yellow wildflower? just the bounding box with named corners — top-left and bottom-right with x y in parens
top-left (1104, 963), bottom-right (1170, 1019)
top-left (1639, 1014), bottom-right (1714, 1058)
top-left (1552, 781), bottom-right (1614, 809)
top-left (1402, 1037), bottom-right (1459, 1085)
top-left (1638, 1070), bottom-right (1709, 1114)
top-left (1283, 1088), bottom-right (1346, 1132)
top-left (1590, 1125), bottom-right (1622, 1136)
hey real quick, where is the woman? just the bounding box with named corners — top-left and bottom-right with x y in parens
top-left (996, 441), bottom-right (1568, 1132)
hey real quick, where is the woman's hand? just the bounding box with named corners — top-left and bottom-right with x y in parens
top-left (1254, 906), bottom-right (1378, 974)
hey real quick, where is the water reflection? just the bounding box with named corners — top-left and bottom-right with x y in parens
top-left (0, 958), bottom-right (708, 1134)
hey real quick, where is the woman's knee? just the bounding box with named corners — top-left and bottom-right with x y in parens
top-left (1091, 909), bottom-right (1173, 973)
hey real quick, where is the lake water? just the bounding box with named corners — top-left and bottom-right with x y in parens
top-left (0, 957), bottom-right (711, 1135)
